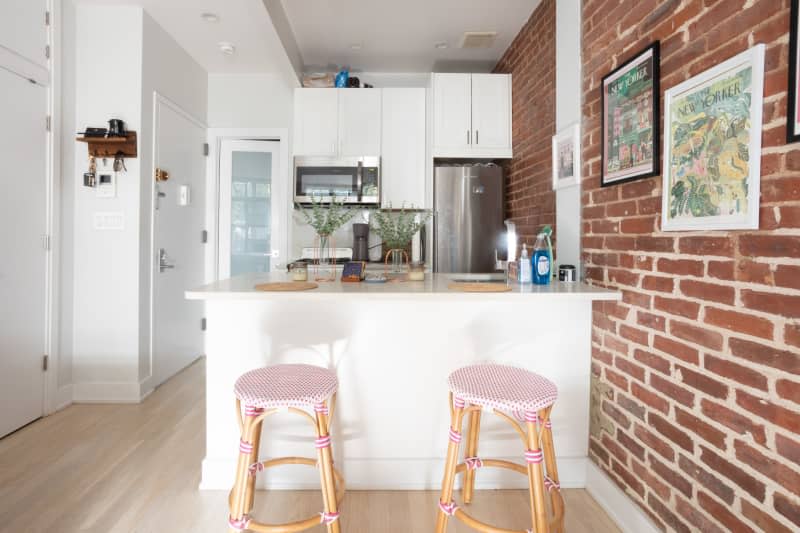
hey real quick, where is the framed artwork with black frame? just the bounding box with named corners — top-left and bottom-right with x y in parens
top-left (788, 0), bottom-right (800, 142)
top-left (601, 41), bottom-right (660, 187)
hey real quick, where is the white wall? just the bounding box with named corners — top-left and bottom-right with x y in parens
top-left (208, 73), bottom-right (294, 129)
top-left (138, 11), bottom-right (208, 385)
top-left (555, 0), bottom-right (582, 276)
top-left (71, 5), bottom-right (144, 390)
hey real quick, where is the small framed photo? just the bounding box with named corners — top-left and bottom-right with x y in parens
top-left (601, 42), bottom-right (660, 186)
top-left (788, 0), bottom-right (800, 142)
top-left (661, 44), bottom-right (765, 231)
top-left (552, 123), bottom-right (580, 189)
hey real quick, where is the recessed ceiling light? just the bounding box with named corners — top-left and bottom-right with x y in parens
top-left (218, 42), bottom-right (236, 56)
top-left (434, 41), bottom-right (448, 49)
top-left (350, 43), bottom-right (363, 50)
top-left (200, 12), bottom-right (219, 23)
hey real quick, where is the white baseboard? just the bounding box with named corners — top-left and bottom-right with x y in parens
top-left (72, 381), bottom-right (144, 403)
top-left (586, 461), bottom-right (659, 533)
top-left (55, 385), bottom-right (73, 411)
top-left (200, 456), bottom-right (588, 491)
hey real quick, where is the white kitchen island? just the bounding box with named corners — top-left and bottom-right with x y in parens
top-left (186, 273), bottom-right (619, 491)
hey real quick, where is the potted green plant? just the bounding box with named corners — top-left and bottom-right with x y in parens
top-left (295, 198), bottom-right (357, 264)
top-left (369, 205), bottom-right (433, 272)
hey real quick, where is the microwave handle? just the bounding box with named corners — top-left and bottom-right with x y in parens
top-left (356, 160), bottom-right (363, 202)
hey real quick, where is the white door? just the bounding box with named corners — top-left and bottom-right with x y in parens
top-left (471, 74), bottom-right (512, 155)
top-left (338, 88), bottom-right (382, 156)
top-left (0, 69), bottom-right (47, 437)
top-left (381, 88), bottom-right (426, 208)
top-left (151, 97), bottom-right (206, 388)
top-left (293, 89), bottom-right (338, 156)
top-left (218, 140), bottom-right (282, 278)
top-left (433, 73), bottom-right (472, 155)
top-left (0, 0), bottom-right (48, 67)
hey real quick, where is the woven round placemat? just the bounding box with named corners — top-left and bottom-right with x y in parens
top-left (255, 282), bottom-right (319, 292)
top-left (448, 282), bottom-right (512, 293)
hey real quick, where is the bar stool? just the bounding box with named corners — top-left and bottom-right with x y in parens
top-left (228, 364), bottom-right (344, 533)
top-left (435, 363), bottom-right (565, 533)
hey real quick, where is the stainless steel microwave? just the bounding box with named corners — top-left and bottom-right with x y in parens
top-left (294, 156), bottom-right (380, 205)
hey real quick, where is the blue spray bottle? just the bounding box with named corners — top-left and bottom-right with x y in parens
top-left (532, 225), bottom-right (552, 285)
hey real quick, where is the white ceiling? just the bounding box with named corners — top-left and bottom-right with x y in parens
top-left (78, 0), bottom-right (294, 75)
top-left (281, 0), bottom-right (542, 73)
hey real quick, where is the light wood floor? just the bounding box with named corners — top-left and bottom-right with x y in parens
top-left (0, 359), bottom-right (621, 533)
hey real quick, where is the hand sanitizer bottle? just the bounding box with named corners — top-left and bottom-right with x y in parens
top-left (533, 233), bottom-right (551, 285)
top-left (518, 244), bottom-right (532, 284)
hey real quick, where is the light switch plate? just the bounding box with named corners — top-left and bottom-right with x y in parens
top-left (93, 211), bottom-right (124, 230)
top-left (178, 184), bottom-right (191, 206)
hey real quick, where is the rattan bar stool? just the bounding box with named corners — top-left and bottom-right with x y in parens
top-left (435, 363), bottom-right (565, 533)
top-left (227, 364), bottom-right (344, 533)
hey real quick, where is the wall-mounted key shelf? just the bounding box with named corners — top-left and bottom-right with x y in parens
top-left (76, 131), bottom-right (137, 158)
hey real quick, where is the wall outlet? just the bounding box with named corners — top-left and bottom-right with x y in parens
top-left (96, 171), bottom-right (116, 198)
top-left (93, 211), bottom-right (124, 230)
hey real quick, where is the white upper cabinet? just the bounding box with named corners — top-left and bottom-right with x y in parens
top-left (471, 74), bottom-right (512, 154)
top-left (293, 89), bottom-right (382, 157)
top-left (432, 74), bottom-right (472, 153)
top-left (381, 88), bottom-right (427, 208)
top-left (338, 89), bottom-right (382, 156)
top-left (0, 0), bottom-right (47, 68)
top-left (293, 89), bottom-right (339, 156)
top-left (432, 73), bottom-right (512, 158)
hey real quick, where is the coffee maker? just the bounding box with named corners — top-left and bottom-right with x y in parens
top-left (352, 223), bottom-right (369, 261)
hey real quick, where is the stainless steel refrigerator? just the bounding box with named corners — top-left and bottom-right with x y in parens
top-left (434, 163), bottom-right (505, 273)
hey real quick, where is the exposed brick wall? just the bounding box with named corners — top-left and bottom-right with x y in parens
top-left (581, 1), bottom-right (800, 531)
top-left (494, 0), bottom-right (556, 247)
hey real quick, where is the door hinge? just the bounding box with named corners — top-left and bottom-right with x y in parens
top-left (45, 11), bottom-right (51, 26)
top-left (42, 234), bottom-right (51, 251)
top-left (201, 230), bottom-right (208, 243)
top-left (42, 355), bottom-right (49, 371)
top-left (46, 115), bottom-right (51, 132)
top-left (203, 143), bottom-right (209, 156)
top-left (45, 45), bottom-right (50, 60)
top-left (201, 318), bottom-right (207, 331)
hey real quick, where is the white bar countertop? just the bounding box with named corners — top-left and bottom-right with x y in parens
top-left (186, 272), bottom-right (621, 301)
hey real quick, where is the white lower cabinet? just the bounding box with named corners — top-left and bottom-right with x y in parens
top-left (381, 88), bottom-right (427, 208)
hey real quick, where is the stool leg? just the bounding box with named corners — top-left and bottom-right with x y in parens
top-left (525, 412), bottom-right (549, 533)
top-left (435, 394), bottom-right (466, 533)
top-left (229, 408), bottom-right (257, 532)
top-left (243, 417), bottom-right (263, 515)
top-left (462, 409), bottom-right (481, 504)
top-left (541, 407), bottom-right (563, 533)
top-left (315, 400), bottom-right (341, 533)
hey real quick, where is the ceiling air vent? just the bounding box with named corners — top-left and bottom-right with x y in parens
top-left (459, 31), bottom-right (498, 49)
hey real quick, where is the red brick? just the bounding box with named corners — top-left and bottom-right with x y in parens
top-left (604, 367), bottom-right (629, 392)
top-left (631, 459), bottom-right (671, 500)
top-left (679, 279), bottom-right (735, 305)
top-left (654, 335), bottom-right (700, 365)
top-left (786, 323), bottom-right (800, 348)
top-left (678, 454), bottom-right (735, 505)
top-left (633, 348), bottom-right (670, 374)
top-left (649, 412), bottom-right (693, 452)
top-left (707, 260), bottom-right (734, 281)
top-left (737, 389), bottom-right (800, 435)
top-left (698, 491), bottom-right (758, 532)
top-left (654, 296), bottom-right (700, 320)
top-left (679, 236), bottom-right (734, 257)
top-left (635, 423), bottom-right (675, 462)
top-left (602, 398), bottom-right (631, 429)
top-left (620, 217), bottom-right (655, 234)
top-left (647, 493), bottom-right (691, 533)
top-left (700, 445), bottom-right (766, 502)
top-left (700, 398), bottom-right (766, 445)
top-left (740, 234), bottom-right (800, 258)
top-left (656, 258), bottom-right (704, 277)
top-left (617, 428), bottom-right (645, 461)
top-left (619, 324), bottom-right (649, 346)
top-left (590, 437), bottom-right (610, 466)
top-left (775, 264), bottom-right (800, 290)
top-left (670, 321), bottom-right (724, 351)
top-left (741, 290), bottom-right (800, 318)
top-left (635, 236), bottom-right (675, 253)
top-left (736, 260), bottom-right (774, 285)
top-left (611, 458), bottom-right (645, 497)
top-left (636, 311), bottom-right (666, 332)
top-left (650, 373), bottom-right (695, 407)
top-left (601, 432), bottom-right (630, 464)
top-left (674, 407), bottom-right (726, 449)
top-left (642, 275), bottom-right (674, 293)
top-left (775, 492), bottom-right (800, 528)
top-left (777, 379), bottom-right (800, 405)
top-left (735, 439), bottom-right (800, 496)
top-left (607, 268), bottom-right (640, 287)
top-left (729, 338), bottom-right (800, 374)
top-left (741, 499), bottom-right (794, 533)
top-left (704, 354), bottom-right (769, 391)
top-left (776, 433), bottom-right (800, 466)
top-left (762, 177), bottom-right (800, 202)
top-left (621, 289), bottom-right (651, 309)
top-left (631, 382), bottom-right (669, 415)
top-left (704, 308), bottom-right (774, 340)
top-left (675, 495), bottom-right (726, 533)
top-left (615, 355), bottom-right (645, 382)
top-left (650, 453), bottom-right (692, 497)
top-left (606, 200), bottom-right (637, 217)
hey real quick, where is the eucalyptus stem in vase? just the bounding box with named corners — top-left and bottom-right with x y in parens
top-left (369, 204), bottom-right (433, 271)
top-left (295, 198), bottom-right (357, 263)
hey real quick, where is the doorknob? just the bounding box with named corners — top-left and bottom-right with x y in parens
top-left (159, 248), bottom-right (175, 272)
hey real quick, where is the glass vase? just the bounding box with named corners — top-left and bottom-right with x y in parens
top-left (317, 234), bottom-right (330, 265)
top-left (386, 248), bottom-right (408, 274)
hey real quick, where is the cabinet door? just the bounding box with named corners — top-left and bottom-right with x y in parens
top-left (338, 89), bottom-right (382, 156)
top-left (471, 74), bottom-right (512, 157)
top-left (432, 73), bottom-right (472, 156)
top-left (381, 88), bottom-right (426, 208)
top-left (293, 89), bottom-right (338, 156)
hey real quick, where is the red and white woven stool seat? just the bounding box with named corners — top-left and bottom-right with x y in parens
top-left (447, 363), bottom-right (558, 413)
top-left (234, 364), bottom-right (338, 409)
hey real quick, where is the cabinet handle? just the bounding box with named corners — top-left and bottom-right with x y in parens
top-left (467, 130), bottom-right (471, 145)
top-left (476, 130), bottom-right (479, 145)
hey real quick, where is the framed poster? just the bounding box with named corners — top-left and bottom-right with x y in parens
top-left (661, 44), bottom-right (765, 231)
top-left (601, 42), bottom-right (660, 186)
top-left (552, 123), bottom-right (580, 189)
top-left (788, 0), bottom-right (800, 142)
